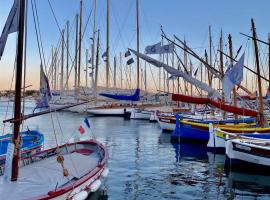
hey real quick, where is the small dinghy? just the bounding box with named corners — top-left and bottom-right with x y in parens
top-left (0, 130), bottom-right (44, 165)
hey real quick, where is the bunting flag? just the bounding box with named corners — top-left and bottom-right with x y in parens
top-left (168, 75), bottom-right (177, 80)
top-left (222, 53), bottom-right (245, 102)
top-left (125, 50), bottom-right (131, 57)
top-left (102, 51), bottom-right (107, 58)
top-left (127, 58), bottom-right (134, 65)
top-left (145, 42), bottom-right (161, 54)
top-left (194, 67), bottom-right (199, 76)
top-left (0, 0), bottom-right (19, 60)
top-left (84, 117), bottom-right (91, 128)
top-left (78, 125), bottom-right (85, 135)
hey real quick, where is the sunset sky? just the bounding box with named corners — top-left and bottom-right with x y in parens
top-left (1, 0), bottom-right (270, 92)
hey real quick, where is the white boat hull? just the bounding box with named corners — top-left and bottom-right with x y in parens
top-left (130, 110), bottom-right (151, 120)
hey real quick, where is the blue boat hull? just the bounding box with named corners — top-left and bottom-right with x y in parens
top-left (0, 130), bottom-right (44, 163)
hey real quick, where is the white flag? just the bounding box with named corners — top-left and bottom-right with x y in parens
top-left (222, 53), bottom-right (245, 102)
top-left (145, 42), bottom-right (161, 54)
top-left (159, 43), bottom-right (174, 54)
top-left (0, 0), bottom-right (19, 60)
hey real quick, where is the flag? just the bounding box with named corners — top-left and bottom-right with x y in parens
top-left (145, 42), bottom-right (161, 54)
top-left (127, 58), bottom-right (134, 65)
top-left (168, 75), bottom-right (177, 81)
top-left (194, 67), bottom-right (199, 76)
top-left (159, 43), bottom-right (174, 54)
top-left (78, 125), bottom-right (85, 134)
top-left (84, 117), bottom-right (90, 128)
top-left (33, 64), bottom-right (51, 112)
top-left (125, 50), bottom-right (131, 57)
top-left (222, 53), bottom-right (244, 102)
top-left (102, 51), bottom-right (107, 58)
top-left (0, 0), bottom-right (19, 60)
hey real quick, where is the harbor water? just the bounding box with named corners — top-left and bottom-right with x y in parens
top-left (1, 101), bottom-right (270, 200)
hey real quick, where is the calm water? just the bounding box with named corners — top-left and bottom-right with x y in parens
top-left (1, 101), bottom-right (270, 200)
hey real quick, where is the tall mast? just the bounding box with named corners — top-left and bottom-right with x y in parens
top-left (228, 34), bottom-right (238, 120)
top-left (60, 29), bottom-right (64, 95)
top-left (208, 25), bottom-right (213, 87)
top-left (251, 18), bottom-right (264, 127)
top-left (74, 14), bottom-right (79, 93)
top-left (95, 30), bottom-right (100, 101)
top-left (66, 20), bottom-right (69, 91)
top-left (184, 40), bottom-right (188, 95)
top-left (136, 0), bottom-right (140, 89)
top-left (12, 0), bottom-right (26, 181)
top-left (120, 52), bottom-right (123, 89)
top-left (91, 0), bottom-right (97, 89)
top-left (85, 49), bottom-right (88, 88)
top-left (268, 33), bottom-right (270, 93)
top-left (219, 30), bottom-right (225, 119)
top-left (113, 56), bottom-right (116, 88)
top-left (106, 0), bottom-right (110, 88)
top-left (77, 0), bottom-right (83, 98)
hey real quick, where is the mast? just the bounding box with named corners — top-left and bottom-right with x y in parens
top-left (184, 40), bottom-right (188, 95)
top-left (120, 52), bottom-right (123, 89)
top-left (208, 25), bottom-right (213, 87)
top-left (144, 60), bottom-right (147, 93)
top-left (60, 29), bottom-right (64, 95)
top-left (106, 0), bottom-right (110, 88)
top-left (66, 20), bottom-right (69, 91)
top-left (74, 14), bottom-right (79, 93)
top-left (91, 0), bottom-right (97, 89)
top-left (228, 34), bottom-right (238, 120)
top-left (136, 0), bottom-right (140, 89)
top-left (94, 30), bottom-right (100, 101)
top-left (113, 56), bottom-right (116, 88)
top-left (12, 0), bottom-right (26, 181)
top-left (268, 33), bottom-right (270, 93)
top-left (219, 30), bottom-right (225, 119)
top-left (251, 18), bottom-right (264, 127)
top-left (85, 49), bottom-right (88, 88)
top-left (77, 0), bottom-right (83, 98)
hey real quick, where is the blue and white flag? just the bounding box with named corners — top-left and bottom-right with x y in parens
top-left (159, 43), bottom-right (174, 54)
top-left (222, 53), bottom-right (245, 102)
top-left (84, 117), bottom-right (91, 128)
top-left (145, 42), bottom-right (161, 54)
top-left (0, 0), bottom-right (19, 60)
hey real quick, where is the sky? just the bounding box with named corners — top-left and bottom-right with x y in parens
top-left (0, 0), bottom-right (270, 92)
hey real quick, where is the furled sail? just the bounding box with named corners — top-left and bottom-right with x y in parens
top-left (99, 88), bottom-right (140, 101)
top-left (129, 48), bottom-right (221, 98)
top-left (171, 93), bottom-right (258, 117)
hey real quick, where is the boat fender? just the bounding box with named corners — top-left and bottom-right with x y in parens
top-left (90, 179), bottom-right (101, 192)
top-left (101, 168), bottom-right (109, 178)
top-left (72, 191), bottom-right (88, 200)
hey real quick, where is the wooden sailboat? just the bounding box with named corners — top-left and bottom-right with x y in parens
top-left (0, 1), bottom-right (109, 199)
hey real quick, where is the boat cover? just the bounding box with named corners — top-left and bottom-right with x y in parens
top-left (171, 93), bottom-right (258, 117)
top-left (0, 152), bottom-right (100, 199)
top-left (99, 88), bottom-right (140, 101)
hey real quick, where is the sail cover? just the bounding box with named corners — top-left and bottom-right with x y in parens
top-left (99, 88), bottom-right (140, 101)
top-left (129, 48), bottom-right (221, 99)
top-left (171, 93), bottom-right (258, 117)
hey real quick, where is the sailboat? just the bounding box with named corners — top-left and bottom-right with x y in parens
top-left (224, 19), bottom-right (270, 174)
top-left (0, 1), bottom-right (109, 199)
